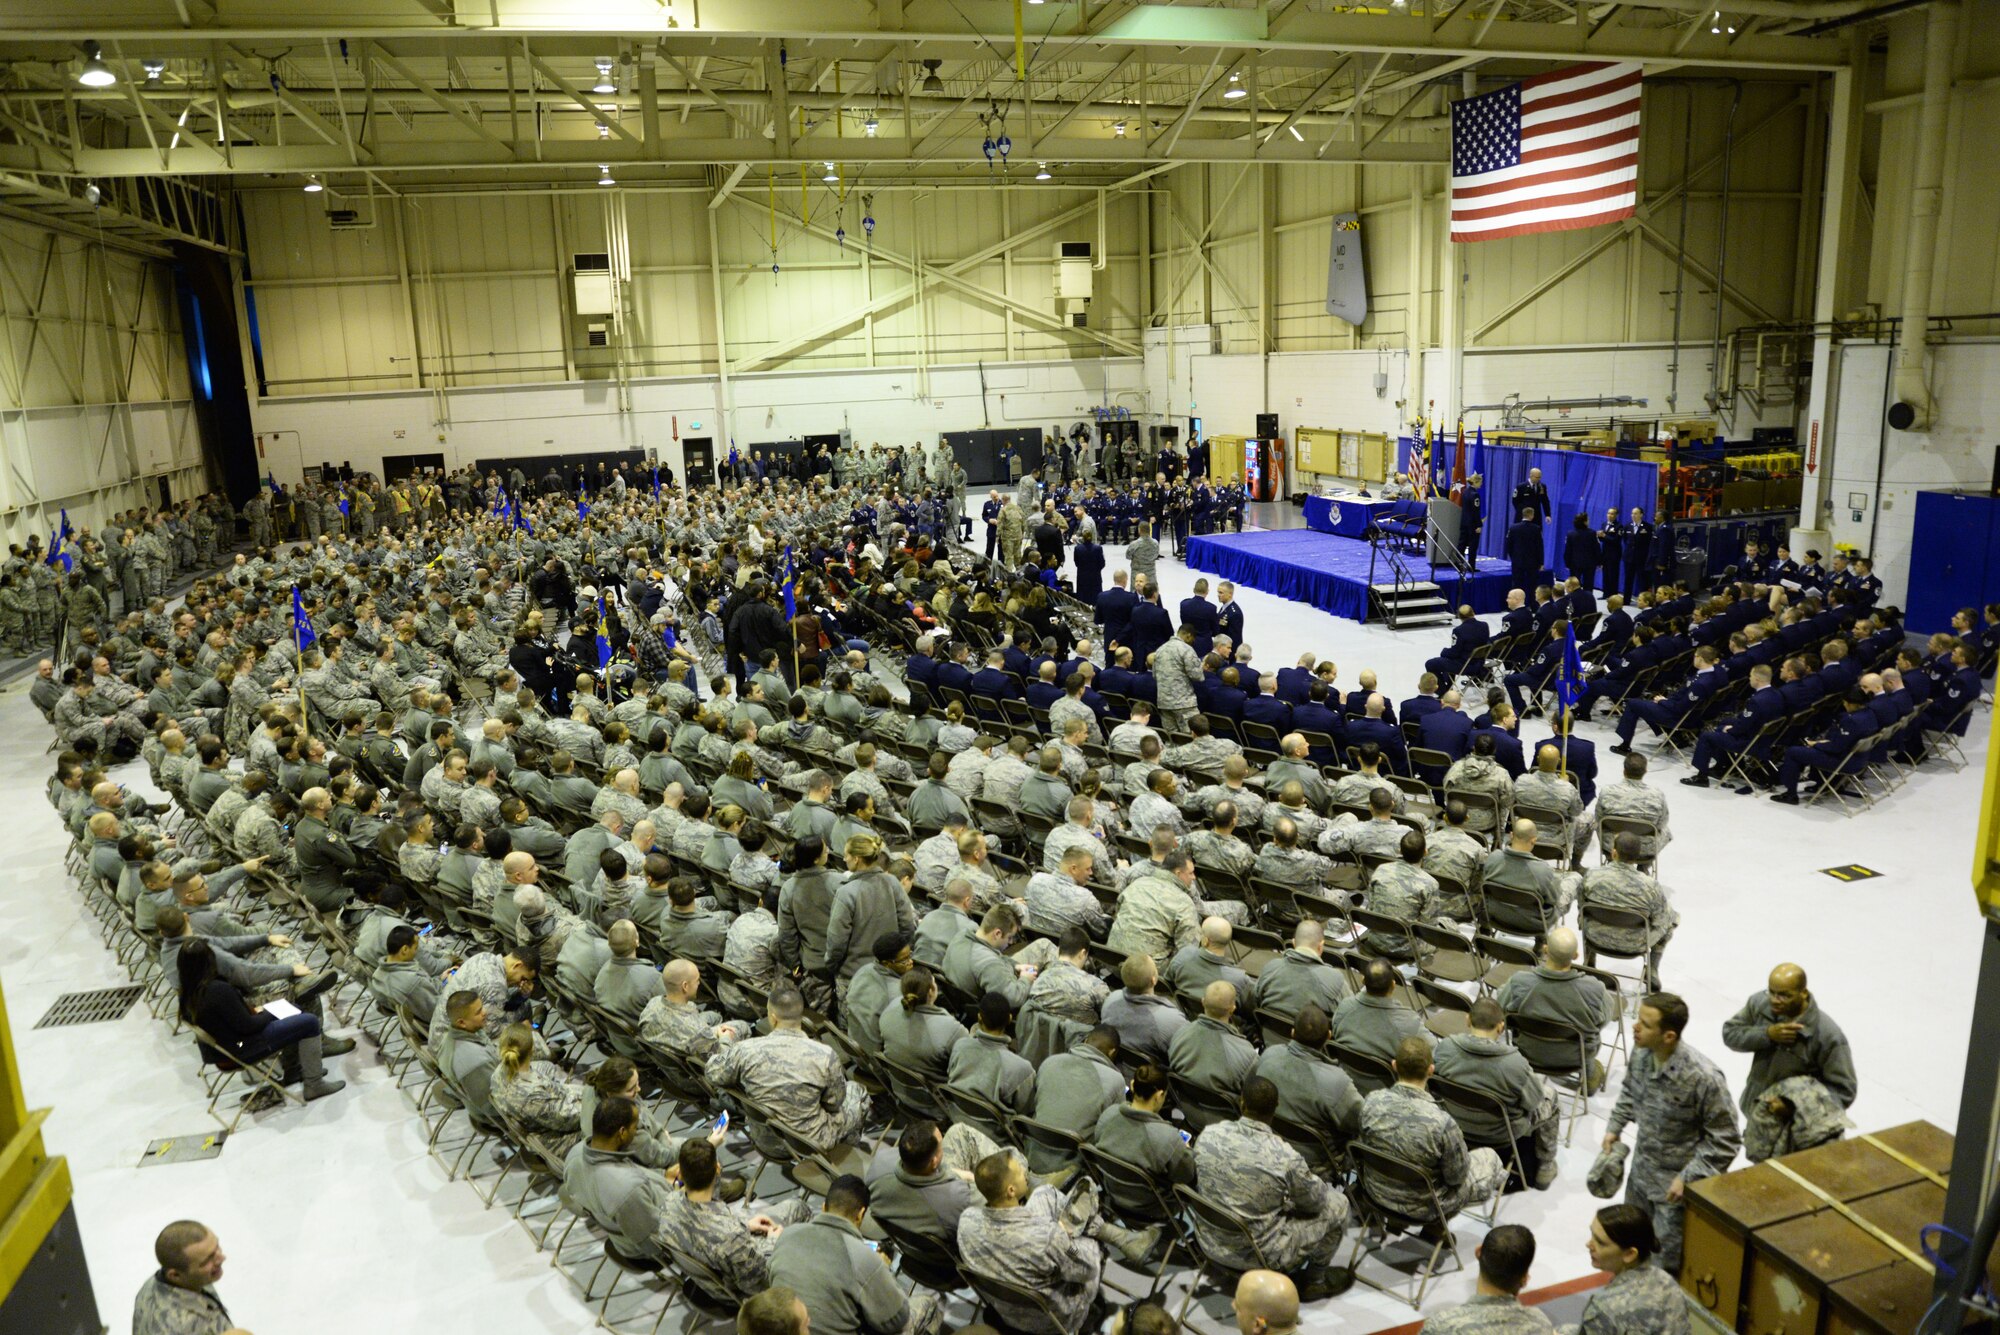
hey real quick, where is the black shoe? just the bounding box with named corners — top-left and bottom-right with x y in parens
top-left (292, 971), bottom-right (339, 1004)
top-left (1609, 743), bottom-right (1633, 756)
top-left (1297, 1265), bottom-right (1357, 1301)
top-left (1680, 775), bottom-right (1710, 788)
top-left (1770, 792), bottom-right (1800, 805)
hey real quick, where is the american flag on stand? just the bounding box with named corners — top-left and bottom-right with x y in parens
top-left (1449, 62), bottom-right (1642, 243)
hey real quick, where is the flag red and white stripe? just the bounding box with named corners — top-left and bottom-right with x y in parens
top-left (1449, 61), bottom-right (1642, 243)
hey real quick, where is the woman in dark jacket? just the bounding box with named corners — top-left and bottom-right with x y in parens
top-left (177, 938), bottom-right (346, 1102)
top-left (1563, 513), bottom-right (1601, 589)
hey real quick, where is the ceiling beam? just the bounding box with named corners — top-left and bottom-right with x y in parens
top-left (369, 41), bottom-right (513, 150)
top-left (0, 7), bottom-right (1850, 72)
top-left (0, 133), bottom-right (1450, 177)
top-left (525, 49), bottom-right (640, 144)
top-left (658, 49), bottom-right (763, 135)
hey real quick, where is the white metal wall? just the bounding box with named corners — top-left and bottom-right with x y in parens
top-left (240, 183), bottom-right (1147, 397)
top-left (0, 215), bottom-right (204, 547)
top-left (1150, 80), bottom-right (1813, 358)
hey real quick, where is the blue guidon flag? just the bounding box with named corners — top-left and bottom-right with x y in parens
top-left (291, 586), bottom-right (317, 649)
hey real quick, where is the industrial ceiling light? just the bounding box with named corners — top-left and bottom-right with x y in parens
top-left (597, 165), bottom-right (615, 185)
top-left (920, 59), bottom-right (944, 94)
top-left (593, 59), bottom-right (617, 94)
top-left (1289, 124), bottom-right (1304, 141)
top-left (863, 113), bottom-right (878, 136)
top-left (1035, 162), bottom-right (1052, 180)
top-left (1114, 120), bottom-right (1126, 137)
top-left (823, 161), bottom-right (838, 182)
top-left (597, 122), bottom-right (611, 139)
top-left (302, 174), bottom-right (323, 193)
top-left (142, 59), bottom-right (165, 85)
top-left (82, 182), bottom-right (102, 207)
top-left (1710, 10), bottom-right (1737, 31)
top-left (77, 43), bottom-right (116, 88)
top-left (1223, 72), bottom-right (1246, 100)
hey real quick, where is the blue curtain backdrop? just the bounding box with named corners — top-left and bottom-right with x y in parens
top-left (1397, 439), bottom-right (1660, 568)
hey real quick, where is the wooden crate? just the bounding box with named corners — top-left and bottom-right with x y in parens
top-left (1680, 1123), bottom-right (1953, 1332)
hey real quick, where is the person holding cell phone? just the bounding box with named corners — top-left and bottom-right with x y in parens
top-left (652, 1135), bottom-right (813, 1303)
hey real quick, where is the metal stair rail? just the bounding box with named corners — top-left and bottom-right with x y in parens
top-left (1365, 527), bottom-right (1451, 630)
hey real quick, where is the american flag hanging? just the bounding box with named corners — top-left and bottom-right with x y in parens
top-left (1449, 62), bottom-right (1642, 243)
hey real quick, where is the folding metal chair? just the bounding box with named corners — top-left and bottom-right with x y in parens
top-left (1344, 1141), bottom-right (1467, 1309)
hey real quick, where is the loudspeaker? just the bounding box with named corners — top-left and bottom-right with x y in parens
top-left (1255, 412), bottom-right (1280, 438)
top-left (1886, 400), bottom-right (1918, 431)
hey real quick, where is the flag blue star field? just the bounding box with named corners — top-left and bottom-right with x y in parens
top-left (577, 478), bottom-right (590, 521)
top-left (1450, 62), bottom-right (1641, 242)
top-left (594, 596), bottom-right (614, 670)
top-left (292, 586), bottom-right (317, 650)
top-left (780, 546), bottom-right (796, 621)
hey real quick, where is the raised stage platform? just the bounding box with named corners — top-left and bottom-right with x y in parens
top-left (1184, 528), bottom-right (1517, 623)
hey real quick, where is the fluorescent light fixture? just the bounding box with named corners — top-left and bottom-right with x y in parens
top-left (302, 175), bottom-right (323, 193)
top-left (598, 165), bottom-right (615, 185)
top-left (1289, 124), bottom-right (1304, 141)
top-left (1035, 162), bottom-right (1052, 180)
top-left (77, 44), bottom-right (115, 88)
top-left (593, 60), bottom-right (617, 94)
top-left (1223, 72), bottom-right (1246, 100)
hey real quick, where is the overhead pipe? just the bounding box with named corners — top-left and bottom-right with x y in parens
top-left (1888, 0), bottom-right (1957, 432)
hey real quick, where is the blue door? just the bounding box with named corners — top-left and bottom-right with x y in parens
top-left (1908, 491), bottom-right (1994, 635)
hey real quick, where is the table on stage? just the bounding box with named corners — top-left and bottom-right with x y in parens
top-left (1303, 493), bottom-right (1397, 539)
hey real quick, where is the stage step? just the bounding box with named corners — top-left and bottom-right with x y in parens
top-left (1368, 582), bottom-right (1454, 629)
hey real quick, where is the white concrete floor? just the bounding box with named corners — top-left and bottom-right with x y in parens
top-left (7, 512), bottom-right (1987, 1334)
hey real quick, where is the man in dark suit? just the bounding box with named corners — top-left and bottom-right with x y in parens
top-left (1682, 663), bottom-right (1785, 789)
top-left (1097, 647), bottom-right (1141, 700)
top-left (1425, 606), bottom-right (1491, 682)
top-left (1178, 579), bottom-right (1221, 657)
top-left (969, 650), bottom-right (1020, 703)
top-left (1345, 694), bottom-right (1407, 774)
top-left (1418, 692), bottom-right (1475, 762)
top-left (1511, 467), bottom-right (1552, 528)
top-left (1531, 587), bottom-right (1563, 637)
top-left (1125, 587), bottom-right (1175, 668)
top-left (1507, 509), bottom-right (1544, 599)
top-left (1612, 646), bottom-right (1725, 752)
top-left (1771, 690), bottom-right (1876, 804)
top-left (1292, 684), bottom-right (1346, 760)
top-left (1024, 665), bottom-right (1064, 711)
top-left (1344, 673), bottom-right (1396, 727)
top-left (1208, 667), bottom-right (1249, 721)
top-left (1215, 582), bottom-right (1245, 649)
top-left (1583, 595), bottom-right (1632, 655)
top-left (1401, 676), bottom-right (1446, 728)
top-left (936, 642), bottom-right (976, 696)
top-left (1274, 654), bottom-right (1318, 705)
top-left (1243, 686), bottom-right (1293, 735)
top-left (1564, 576), bottom-right (1598, 625)
top-left (905, 634), bottom-right (941, 692)
top-left (1470, 709), bottom-right (1526, 777)
top-left (1094, 570), bottom-right (1138, 651)
top-left (1503, 621), bottom-right (1569, 717)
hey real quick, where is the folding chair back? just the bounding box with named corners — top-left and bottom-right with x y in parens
top-left (1327, 1040), bottom-right (1395, 1095)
